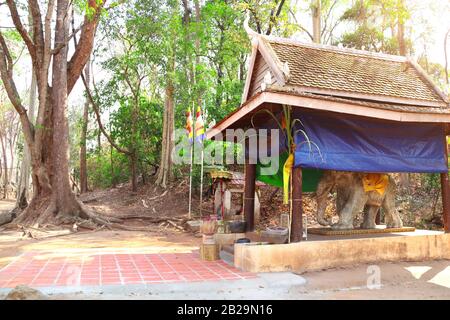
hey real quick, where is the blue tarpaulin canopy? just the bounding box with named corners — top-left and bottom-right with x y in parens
top-left (293, 110), bottom-right (448, 173)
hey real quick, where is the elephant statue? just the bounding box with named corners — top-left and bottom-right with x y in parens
top-left (315, 171), bottom-right (403, 230)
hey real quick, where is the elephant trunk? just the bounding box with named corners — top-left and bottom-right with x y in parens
top-left (315, 177), bottom-right (334, 226)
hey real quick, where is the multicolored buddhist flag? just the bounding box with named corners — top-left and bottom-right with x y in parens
top-left (185, 109), bottom-right (193, 143)
top-left (194, 106), bottom-right (206, 143)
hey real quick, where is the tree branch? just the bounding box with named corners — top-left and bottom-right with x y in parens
top-left (5, 0), bottom-right (35, 59)
top-left (289, 8), bottom-right (313, 41)
top-left (0, 31), bottom-right (35, 151)
top-left (266, 0), bottom-right (286, 35)
top-left (80, 73), bottom-right (131, 156)
top-left (322, 0), bottom-right (338, 35)
top-left (51, 25), bottom-right (81, 55)
top-left (0, 31), bottom-right (26, 115)
top-left (68, 4), bottom-right (128, 155)
top-left (244, 2), bottom-right (262, 34)
top-left (67, 0), bottom-right (107, 94)
top-left (28, 0), bottom-right (45, 55)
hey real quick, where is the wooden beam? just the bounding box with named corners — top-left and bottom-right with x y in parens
top-left (291, 166), bottom-right (303, 242)
top-left (241, 38), bottom-right (259, 104)
top-left (244, 162), bottom-right (256, 232)
top-left (264, 92), bottom-right (450, 123)
top-left (443, 135), bottom-right (450, 233)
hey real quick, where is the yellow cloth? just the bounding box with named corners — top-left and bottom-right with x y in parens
top-left (283, 153), bottom-right (294, 204)
top-left (362, 173), bottom-right (389, 196)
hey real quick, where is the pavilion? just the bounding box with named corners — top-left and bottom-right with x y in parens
top-left (206, 32), bottom-right (450, 244)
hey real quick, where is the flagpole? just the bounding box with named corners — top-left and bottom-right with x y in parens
top-left (199, 145), bottom-right (204, 217)
top-left (187, 105), bottom-right (194, 219)
top-left (188, 134), bottom-right (193, 219)
top-left (199, 102), bottom-right (205, 218)
top-left (194, 104), bottom-right (206, 218)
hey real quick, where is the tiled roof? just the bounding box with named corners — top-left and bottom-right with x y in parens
top-left (264, 38), bottom-right (445, 103)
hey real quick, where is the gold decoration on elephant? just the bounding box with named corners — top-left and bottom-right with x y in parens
top-left (362, 173), bottom-right (389, 196)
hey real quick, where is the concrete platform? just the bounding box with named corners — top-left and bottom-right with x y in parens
top-left (214, 233), bottom-right (246, 246)
top-left (234, 229), bottom-right (450, 273)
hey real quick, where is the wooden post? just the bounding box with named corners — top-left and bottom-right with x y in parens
top-left (244, 162), bottom-right (256, 232)
top-left (291, 166), bottom-right (303, 242)
top-left (442, 135), bottom-right (450, 233)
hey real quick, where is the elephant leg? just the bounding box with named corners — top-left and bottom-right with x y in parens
top-left (332, 187), bottom-right (367, 230)
top-left (336, 187), bottom-right (349, 217)
top-left (382, 191), bottom-right (403, 228)
top-left (361, 205), bottom-right (379, 229)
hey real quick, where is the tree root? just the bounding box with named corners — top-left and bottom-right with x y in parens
top-left (76, 200), bottom-right (121, 225)
top-left (147, 190), bottom-right (168, 201)
top-left (108, 223), bottom-right (156, 232)
top-left (102, 214), bottom-right (186, 223)
top-left (8, 193), bottom-right (188, 234)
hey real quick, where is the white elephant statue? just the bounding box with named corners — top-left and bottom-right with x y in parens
top-left (315, 171), bottom-right (403, 230)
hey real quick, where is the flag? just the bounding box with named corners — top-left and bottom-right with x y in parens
top-left (194, 106), bottom-right (206, 143)
top-left (185, 109), bottom-right (193, 143)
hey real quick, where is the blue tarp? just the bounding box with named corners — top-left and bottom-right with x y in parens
top-left (293, 111), bottom-right (448, 173)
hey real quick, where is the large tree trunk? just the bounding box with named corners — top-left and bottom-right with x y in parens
top-left (155, 83), bottom-right (174, 188)
top-left (16, 1), bottom-right (84, 226)
top-left (51, 0), bottom-right (80, 218)
top-left (79, 59), bottom-right (90, 193)
top-left (1, 0), bottom-right (105, 227)
top-left (156, 45), bottom-right (175, 188)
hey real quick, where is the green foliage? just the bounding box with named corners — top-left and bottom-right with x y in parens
top-left (339, 24), bottom-right (400, 53)
top-left (421, 173), bottom-right (441, 192)
top-left (75, 0), bottom-right (448, 191)
top-left (339, 0), bottom-right (412, 54)
top-left (109, 97), bottom-right (163, 166)
top-left (87, 148), bottom-right (130, 189)
top-left (417, 56), bottom-right (448, 91)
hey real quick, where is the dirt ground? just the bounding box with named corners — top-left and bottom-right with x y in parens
top-left (0, 200), bottom-right (15, 215)
top-left (1, 221), bottom-right (448, 299)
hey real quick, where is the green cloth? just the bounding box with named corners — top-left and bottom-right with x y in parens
top-left (256, 152), bottom-right (323, 192)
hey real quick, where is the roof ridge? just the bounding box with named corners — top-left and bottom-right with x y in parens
top-left (261, 35), bottom-right (408, 63)
top-left (406, 58), bottom-right (449, 104)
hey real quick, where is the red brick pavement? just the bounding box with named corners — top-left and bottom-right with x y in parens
top-left (0, 251), bottom-right (256, 288)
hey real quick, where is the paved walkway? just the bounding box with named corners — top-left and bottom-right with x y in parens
top-left (0, 250), bottom-right (256, 289)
